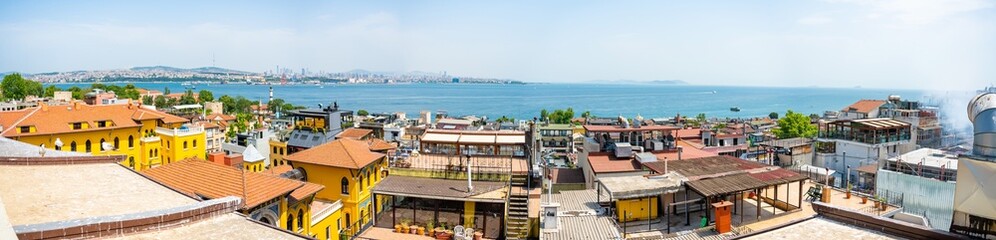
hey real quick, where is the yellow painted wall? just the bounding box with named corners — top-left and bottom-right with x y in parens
top-left (244, 161), bottom-right (266, 172)
top-left (616, 197), bottom-right (658, 222)
top-left (289, 158), bottom-right (387, 233)
top-left (464, 201), bottom-right (476, 227)
top-left (269, 139), bottom-right (288, 168)
top-left (310, 206), bottom-right (343, 240)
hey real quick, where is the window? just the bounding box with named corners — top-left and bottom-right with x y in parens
top-left (114, 137), bottom-right (120, 149)
top-left (85, 140), bottom-right (92, 153)
top-left (287, 213), bottom-right (295, 231)
top-left (297, 209), bottom-right (304, 231)
top-left (193, 140), bottom-right (197, 148)
top-left (54, 144), bottom-right (61, 150)
top-left (183, 141), bottom-right (188, 149)
top-left (154, 149), bottom-right (158, 157)
top-left (128, 157), bottom-right (135, 168)
top-left (345, 214), bottom-right (351, 230)
top-left (19, 126), bottom-right (29, 133)
top-left (70, 141), bottom-right (77, 151)
top-left (341, 177), bottom-right (349, 195)
top-left (150, 149), bottom-right (153, 157)
top-left (358, 175), bottom-right (364, 193)
top-left (336, 218), bottom-right (342, 234)
top-left (325, 226), bottom-right (331, 240)
top-left (128, 135), bottom-right (134, 148)
top-left (365, 170), bottom-right (370, 188)
top-left (72, 122), bottom-right (82, 130)
top-left (97, 121), bottom-right (106, 128)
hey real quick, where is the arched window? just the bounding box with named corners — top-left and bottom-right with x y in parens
top-left (183, 141), bottom-right (188, 149)
top-left (193, 140), bottom-right (197, 148)
top-left (114, 137), bottom-right (120, 149)
top-left (128, 135), bottom-right (134, 148)
top-left (297, 209), bottom-right (304, 231)
top-left (358, 175), bottom-right (364, 193)
top-left (365, 170), bottom-right (370, 188)
top-left (70, 141), bottom-right (77, 151)
top-left (128, 157), bottom-right (135, 168)
top-left (345, 213), bottom-right (351, 230)
top-left (287, 213), bottom-right (295, 231)
top-left (85, 140), bottom-right (92, 153)
top-left (149, 149), bottom-right (153, 157)
top-left (341, 177), bottom-right (349, 195)
top-left (99, 138), bottom-right (106, 151)
top-left (154, 149), bottom-right (158, 157)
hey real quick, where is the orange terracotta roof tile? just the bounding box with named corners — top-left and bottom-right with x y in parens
top-left (586, 153), bottom-right (643, 174)
top-left (141, 159), bottom-right (305, 209)
top-left (368, 139), bottom-right (396, 151)
top-left (337, 128), bottom-right (372, 139)
top-left (284, 139), bottom-right (385, 169)
top-left (842, 100), bottom-right (886, 114)
top-left (1, 102), bottom-right (188, 137)
top-left (289, 182), bottom-right (324, 200)
top-left (206, 113), bottom-right (237, 122)
top-left (195, 121), bottom-right (220, 129)
top-left (263, 165), bottom-right (294, 176)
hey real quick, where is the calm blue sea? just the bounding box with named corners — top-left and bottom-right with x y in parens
top-left (48, 83), bottom-right (928, 120)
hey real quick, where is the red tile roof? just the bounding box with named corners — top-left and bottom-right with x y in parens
top-left (586, 153), bottom-right (643, 174)
top-left (367, 139), bottom-right (397, 151)
top-left (141, 159), bottom-right (311, 209)
top-left (1, 102), bottom-right (187, 137)
top-left (676, 129), bottom-right (702, 139)
top-left (264, 165), bottom-right (294, 176)
top-left (289, 182), bottom-right (325, 200)
top-left (284, 139), bottom-right (385, 169)
top-left (206, 113), bottom-right (237, 122)
top-left (337, 128), bottom-right (373, 139)
top-left (842, 100), bottom-right (886, 114)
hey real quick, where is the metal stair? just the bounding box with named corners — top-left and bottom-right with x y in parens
top-left (506, 172), bottom-right (531, 240)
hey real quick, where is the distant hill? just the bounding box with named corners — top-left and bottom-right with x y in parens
top-left (130, 66), bottom-right (252, 75)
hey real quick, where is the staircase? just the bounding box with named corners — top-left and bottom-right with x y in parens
top-left (506, 173), bottom-right (531, 240)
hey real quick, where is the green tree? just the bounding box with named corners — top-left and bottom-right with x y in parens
top-left (1, 73), bottom-right (43, 100)
top-left (769, 112), bottom-right (779, 119)
top-left (44, 85), bottom-right (59, 98)
top-left (696, 113), bottom-right (707, 122)
top-left (198, 90), bottom-right (214, 102)
top-left (153, 95), bottom-right (168, 108)
top-left (67, 86), bottom-right (85, 99)
top-left (540, 109), bottom-right (549, 121)
top-left (179, 89), bottom-right (197, 105)
top-left (163, 87), bottom-right (170, 95)
top-left (773, 110), bottom-right (818, 139)
top-left (142, 95), bottom-right (154, 105)
top-left (581, 111), bottom-right (592, 118)
top-left (357, 109), bottom-right (369, 116)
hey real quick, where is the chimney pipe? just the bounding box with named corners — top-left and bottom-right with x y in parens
top-left (968, 90), bottom-right (996, 157)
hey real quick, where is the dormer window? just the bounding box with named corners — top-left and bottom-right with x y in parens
top-left (72, 122), bottom-right (83, 130)
top-left (97, 121), bottom-right (108, 128)
top-left (19, 126), bottom-right (31, 133)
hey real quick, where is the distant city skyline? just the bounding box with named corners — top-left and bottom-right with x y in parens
top-left (1, 0), bottom-right (994, 90)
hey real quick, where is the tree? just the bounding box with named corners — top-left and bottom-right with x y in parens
top-left (773, 110), bottom-right (818, 139)
top-left (1, 73), bottom-right (43, 100)
top-left (153, 95), bottom-right (167, 108)
top-left (696, 113), bottom-right (707, 122)
top-left (179, 89), bottom-right (197, 105)
top-left (357, 109), bottom-right (369, 116)
top-left (142, 95), bottom-right (153, 105)
top-left (540, 109), bottom-right (549, 121)
top-left (769, 112), bottom-right (779, 119)
top-left (198, 90), bottom-right (214, 102)
top-left (581, 111), bottom-right (592, 118)
top-left (163, 87), bottom-right (170, 95)
top-left (44, 85), bottom-right (59, 98)
top-left (546, 107), bottom-right (575, 124)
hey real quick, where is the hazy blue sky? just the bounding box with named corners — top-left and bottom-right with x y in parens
top-left (1, 0), bottom-right (994, 89)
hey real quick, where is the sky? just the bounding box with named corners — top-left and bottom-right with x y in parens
top-left (1, 0), bottom-right (994, 89)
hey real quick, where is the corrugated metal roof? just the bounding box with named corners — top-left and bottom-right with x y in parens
top-left (543, 189), bottom-right (621, 240)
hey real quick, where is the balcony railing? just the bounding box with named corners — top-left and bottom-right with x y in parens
top-left (155, 126), bottom-right (205, 136)
top-left (819, 131), bottom-right (910, 145)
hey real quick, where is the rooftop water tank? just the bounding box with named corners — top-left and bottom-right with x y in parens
top-left (968, 90), bottom-right (996, 157)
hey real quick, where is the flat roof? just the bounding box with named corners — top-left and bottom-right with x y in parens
top-left (420, 129), bottom-right (526, 145)
top-left (372, 176), bottom-right (507, 203)
top-left (759, 137), bottom-right (813, 148)
top-left (744, 218), bottom-right (897, 240)
top-left (888, 148), bottom-right (958, 170)
top-left (543, 189), bottom-right (620, 240)
top-left (0, 137), bottom-right (87, 157)
top-left (586, 153), bottom-right (644, 174)
top-left (598, 173), bottom-right (686, 200)
top-left (116, 213), bottom-right (304, 239)
top-left (0, 163), bottom-right (198, 225)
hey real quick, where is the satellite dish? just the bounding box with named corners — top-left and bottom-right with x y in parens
top-left (54, 138), bottom-right (63, 148)
top-left (102, 142), bottom-right (115, 151)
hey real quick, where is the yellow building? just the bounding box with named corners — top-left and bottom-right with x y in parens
top-left (142, 159), bottom-right (334, 237)
top-left (270, 139), bottom-right (289, 168)
top-left (0, 101), bottom-right (204, 170)
top-left (284, 138), bottom-right (389, 237)
top-left (242, 144), bottom-right (267, 173)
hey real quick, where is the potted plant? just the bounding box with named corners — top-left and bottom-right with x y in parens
top-left (401, 219), bottom-right (411, 234)
top-left (879, 197), bottom-right (888, 210)
top-left (845, 183), bottom-right (852, 199)
top-left (872, 195), bottom-right (881, 208)
top-left (861, 195), bottom-right (868, 204)
top-left (410, 223), bottom-right (419, 234)
top-left (395, 222), bottom-right (403, 233)
top-left (417, 225), bottom-right (425, 235)
top-left (474, 231), bottom-right (484, 240)
top-left (426, 221), bottom-right (435, 236)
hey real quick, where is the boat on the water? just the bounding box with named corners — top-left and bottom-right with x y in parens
top-left (730, 107), bottom-right (741, 112)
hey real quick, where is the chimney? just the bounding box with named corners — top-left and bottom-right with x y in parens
top-left (40, 102), bottom-right (48, 112)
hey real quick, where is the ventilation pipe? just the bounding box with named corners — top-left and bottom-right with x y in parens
top-left (968, 90), bottom-right (996, 157)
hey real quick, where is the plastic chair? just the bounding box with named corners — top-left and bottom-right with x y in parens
top-left (454, 225), bottom-right (465, 240)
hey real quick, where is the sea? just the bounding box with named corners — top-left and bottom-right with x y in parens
top-left (47, 82), bottom-right (930, 121)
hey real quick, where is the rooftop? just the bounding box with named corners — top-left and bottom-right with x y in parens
top-left (284, 138), bottom-right (385, 169)
top-left (0, 162), bottom-right (197, 225)
top-left (744, 217), bottom-right (897, 239)
top-left (115, 212), bottom-right (305, 240)
top-left (759, 137), bottom-right (813, 148)
top-left (141, 159), bottom-right (311, 209)
top-left (1, 102), bottom-right (188, 137)
top-left (336, 128), bottom-right (373, 139)
top-left (372, 175), bottom-right (507, 203)
top-left (842, 99), bottom-right (887, 114)
top-left (542, 189), bottom-right (620, 240)
top-left (420, 129), bottom-right (525, 145)
top-left (597, 173), bottom-right (686, 200)
top-left (585, 152), bottom-right (644, 174)
top-left (887, 148), bottom-right (958, 170)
